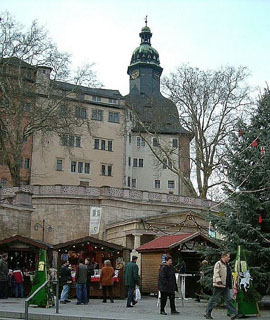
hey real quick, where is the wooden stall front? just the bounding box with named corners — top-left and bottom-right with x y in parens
top-left (137, 232), bottom-right (218, 298)
top-left (54, 236), bottom-right (130, 299)
top-left (0, 235), bottom-right (53, 296)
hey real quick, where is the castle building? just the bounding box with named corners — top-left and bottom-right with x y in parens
top-left (27, 22), bottom-right (192, 196)
top-left (1, 22), bottom-right (192, 198)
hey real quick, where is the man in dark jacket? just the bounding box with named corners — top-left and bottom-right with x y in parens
top-left (75, 258), bottom-right (88, 305)
top-left (0, 253), bottom-right (9, 299)
top-left (124, 256), bottom-right (139, 307)
top-left (59, 260), bottom-right (72, 304)
top-left (85, 258), bottom-right (94, 302)
top-left (158, 256), bottom-right (179, 315)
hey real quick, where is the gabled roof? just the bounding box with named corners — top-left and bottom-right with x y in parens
top-left (54, 235), bottom-right (129, 251)
top-left (54, 81), bottom-right (123, 100)
top-left (0, 235), bottom-right (53, 250)
top-left (136, 232), bottom-right (216, 252)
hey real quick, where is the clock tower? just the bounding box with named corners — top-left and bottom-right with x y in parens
top-left (127, 20), bottom-right (163, 95)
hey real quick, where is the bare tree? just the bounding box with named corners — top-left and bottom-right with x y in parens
top-left (0, 12), bottom-right (102, 186)
top-left (162, 64), bottom-right (252, 198)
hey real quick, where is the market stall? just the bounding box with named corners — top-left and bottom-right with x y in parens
top-left (0, 235), bottom-right (53, 297)
top-left (54, 236), bottom-right (130, 298)
top-left (136, 231), bottom-right (218, 297)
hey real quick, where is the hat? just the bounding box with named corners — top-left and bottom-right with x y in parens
top-left (132, 255), bottom-right (138, 261)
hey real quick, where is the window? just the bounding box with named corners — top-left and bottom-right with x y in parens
top-left (101, 140), bottom-right (106, 150)
top-left (60, 134), bottom-right (81, 147)
top-left (76, 136), bottom-right (81, 147)
top-left (59, 105), bottom-right (68, 117)
top-left (133, 158), bottom-right (138, 167)
top-left (163, 158), bottom-right (167, 169)
top-left (153, 138), bottom-right (159, 147)
top-left (136, 137), bottom-right (145, 147)
top-left (108, 98), bottom-right (117, 104)
top-left (56, 159), bottom-right (63, 171)
top-left (108, 165), bottom-right (112, 176)
top-left (128, 157), bottom-right (131, 167)
top-left (101, 165), bottom-right (106, 176)
top-left (24, 158), bottom-right (30, 169)
top-left (85, 163), bottom-right (90, 174)
top-left (71, 161), bottom-right (76, 172)
top-left (1, 178), bottom-right (7, 188)
top-left (94, 139), bottom-right (99, 149)
top-left (92, 109), bottom-right (103, 121)
top-left (24, 103), bottom-right (31, 112)
top-left (172, 138), bottom-right (178, 148)
top-left (101, 164), bottom-right (112, 176)
top-left (75, 106), bottom-right (87, 119)
top-left (78, 162), bottom-right (83, 173)
top-left (69, 135), bottom-right (75, 147)
top-left (108, 140), bottom-right (113, 151)
top-left (132, 179), bottom-right (137, 188)
top-left (139, 159), bottom-right (144, 167)
top-left (92, 96), bottom-right (101, 102)
top-left (154, 180), bottom-right (161, 189)
top-left (168, 180), bottom-right (175, 189)
top-left (108, 112), bottom-right (120, 123)
top-left (127, 177), bottom-right (131, 187)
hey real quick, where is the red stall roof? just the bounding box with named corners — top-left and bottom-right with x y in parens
top-left (137, 232), bottom-right (216, 252)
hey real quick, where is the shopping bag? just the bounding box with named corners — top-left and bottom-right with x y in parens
top-left (135, 287), bottom-right (141, 300)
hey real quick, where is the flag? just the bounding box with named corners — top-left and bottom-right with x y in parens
top-left (234, 246), bottom-right (259, 316)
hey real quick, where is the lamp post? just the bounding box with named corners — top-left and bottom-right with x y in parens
top-left (34, 219), bottom-right (53, 241)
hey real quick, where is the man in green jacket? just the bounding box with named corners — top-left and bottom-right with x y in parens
top-left (124, 256), bottom-right (139, 307)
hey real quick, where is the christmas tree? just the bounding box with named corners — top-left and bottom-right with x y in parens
top-left (205, 88), bottom-right (270, 298)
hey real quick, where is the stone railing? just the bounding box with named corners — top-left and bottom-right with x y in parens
top-left (1, 185), bottom-right (215, 209)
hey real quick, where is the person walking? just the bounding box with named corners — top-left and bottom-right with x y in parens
top-left (85, 258), bottom-right (94, 303)
top-left (59, 260), bottom-right (72, 304)
top-left (124, 255), bottom-right (139, 308)
top-left (13, 265), bottom-right (24, 298)
top-left (204, 252), bottom-right (240, 320)
top-left (158, 256), bottom-right (180, 315)
top-left (0, 253), bottom-right (9, 299)
top-left (100, 260), bottom-right (115, 303)
top-left (75, 258), bottom-right (88, 305)
top-left (7, 269), bottom-right (15, 298)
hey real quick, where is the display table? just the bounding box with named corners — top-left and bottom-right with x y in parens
top-left (70, 269), bottom-right (124, 299)
top-left (176, 273), bottom-right (193, 299)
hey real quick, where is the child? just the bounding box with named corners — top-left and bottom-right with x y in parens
top-left (13, 265), bottom-right (24, 298)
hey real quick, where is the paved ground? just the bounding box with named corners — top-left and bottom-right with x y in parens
top-left (0, 297), bottom-right (269, 320)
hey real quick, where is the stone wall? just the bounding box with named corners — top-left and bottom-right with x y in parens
top-left (1, 185), bottom-right (216, 246)
top-left (0, 204), bottom-right (32, 240)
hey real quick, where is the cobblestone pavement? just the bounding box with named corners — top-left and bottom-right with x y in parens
top-left (0, 297), bottom-right (269, 319)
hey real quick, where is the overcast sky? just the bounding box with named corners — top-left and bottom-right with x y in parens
top-left (1, 0), bottom-right (270, 96)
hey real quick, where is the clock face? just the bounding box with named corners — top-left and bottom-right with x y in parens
top-left (131, 70), bottom-right (140, 80)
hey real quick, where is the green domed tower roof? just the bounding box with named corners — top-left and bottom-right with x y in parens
top-left (128, 20), bottom-right (162, 71)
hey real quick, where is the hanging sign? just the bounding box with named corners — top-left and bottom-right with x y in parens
top-left (89, 207), bottom-right (102, 235)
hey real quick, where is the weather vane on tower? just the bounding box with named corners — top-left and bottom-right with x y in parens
top-left (145, 15), bottom-right (148, 26)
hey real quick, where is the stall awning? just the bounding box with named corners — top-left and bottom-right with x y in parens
top-left (54, 235), bottom-right (129, 251)
top-left (136, 232), bottom-right (216, 252)
top-left (0, 235), bottom-right (53, 250)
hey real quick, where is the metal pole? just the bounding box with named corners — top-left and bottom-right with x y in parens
top-left (42, 219), bottom-right (45, 242)
top-left (55, 280), bottom-right (59, 314)
top-left (25, 300), bottom-right (29, 320)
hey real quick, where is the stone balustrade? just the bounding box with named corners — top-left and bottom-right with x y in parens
top-left (1, 185), bottom-right (215, 209)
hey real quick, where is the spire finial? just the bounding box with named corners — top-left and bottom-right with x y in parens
top-left (145, 15), bottom-right (148, 26)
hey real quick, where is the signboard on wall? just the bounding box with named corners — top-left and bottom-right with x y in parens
top-left (89, 207), bottom-right (102, 235)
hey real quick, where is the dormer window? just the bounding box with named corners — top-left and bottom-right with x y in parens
top-left (92, 96), bottom-right (101, 102)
